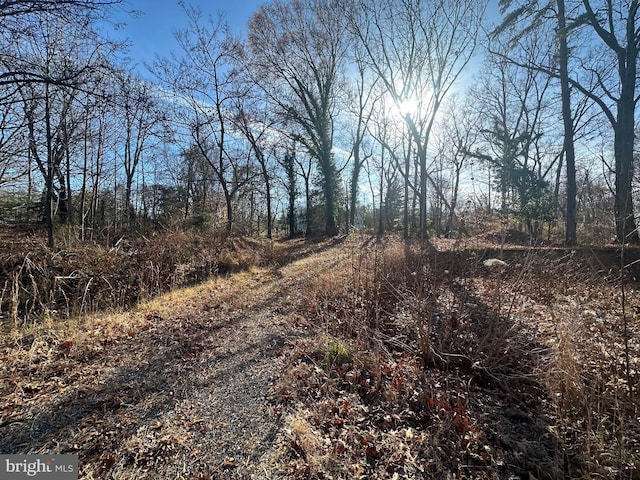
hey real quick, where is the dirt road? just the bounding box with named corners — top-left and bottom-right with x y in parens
top-left (0, 238), bottom-right (342, 479)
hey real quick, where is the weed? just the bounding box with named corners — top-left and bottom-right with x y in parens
top-left (323, 338), bottom-right (353, 367)
top-left (0, 230), bottom-right (270, 328)
top-left (280, 233), bottom-right (640, 478)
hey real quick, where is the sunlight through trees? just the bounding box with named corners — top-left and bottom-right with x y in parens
top-left (0, 0), bottom-right (637, 244)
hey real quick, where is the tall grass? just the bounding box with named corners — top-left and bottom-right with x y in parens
top-left (296, 234), bottom-right (639, 478)
top-left (0, 230), bottom-right (263, 329)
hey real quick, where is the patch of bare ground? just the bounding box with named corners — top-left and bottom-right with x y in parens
top-left (0, 237), bottom-right (340, 479)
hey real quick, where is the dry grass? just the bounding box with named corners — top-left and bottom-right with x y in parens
top-left (0, 229), bottom-right (270, 329)
top-left (2, 229), bottom-right (639, 478)
top-left (0, 234), bottom-right (344, 479)
top-left (269, 234), bottom-right (640, 479)
top-left (0, 236), bottom-right (330, 480)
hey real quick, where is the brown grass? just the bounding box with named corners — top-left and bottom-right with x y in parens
top-left (0, 228), bottom-right (270, 329)
top-left (0, 235), bottom-right (338, 479)
top-left (270, 234), bottom-right (640, 479)
top-left (2, 228), bottom-right (639, 478)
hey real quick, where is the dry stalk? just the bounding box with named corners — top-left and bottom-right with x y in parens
top-left (0, 279), bottom-right (7, 319)
top-left (80, 277), bottom-right (93, 316)
top-left (10, 272), bottom-right (19, 326)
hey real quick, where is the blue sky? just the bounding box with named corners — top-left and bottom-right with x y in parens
top-left (113, 0), bottom-right (265, 68)
top-left (109, 0), bottom-right (501, 82)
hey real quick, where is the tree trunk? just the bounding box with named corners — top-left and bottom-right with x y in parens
top-left (223, 187), bottom-right (233, 237)
top-left (447, 165), bottom-right (462, 237)
top-left (303, 171), bottom-right (312, 235)
top-left (45, 85), bottom-right (55, 248)
top-left (284, 150), bottom-right (297, 238)
top-left (379, 152), bottom-right (385, 236)
top-left (614, 46), bottom-right (639, 243)
top-left (319, 129), bottom-right (339, 237)
top-left (125, 180), bottom-right (135, 226)
top-left (418, 144), bottom-right (428, 240)
top-left (557, 0), bottom-right (577, 246)
top-left (350, 159), bottom-right (360, 233)
top-left (265, 179), bottom-right (272, 239)
top-left (64, 141), bottom-right (73, 225)
top-left (403, 142), bottom-right (411, 240)
top-left (615, 107), bottom-right (638, 243)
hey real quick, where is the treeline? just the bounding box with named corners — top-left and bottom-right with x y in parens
top-left (0, 0), bottom-right (636, 246)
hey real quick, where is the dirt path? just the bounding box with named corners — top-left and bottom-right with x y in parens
top-left (0, 239), bottom-right (343, 479)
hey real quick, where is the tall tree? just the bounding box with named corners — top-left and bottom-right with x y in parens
top-left (280, 144), bottom-right (298, 238)
top-left (176, 141), bottom-right (217, 221)
top-left (247, 0), bottom-right (348, 236)
top-left (495, 0), bottom-right (581, 245)
top-left (368, 92), bottom-right (416, 238)
top-left (468, 35), bottom-right (558, 239)
top-left (556, 0), bottom-right (578, 245)
top-left (496, 0), bottom-right (640, 243)
top-left (367, 103), bottom-right (403, 236)
top-left (153, 5), bottom-right (248, 236)
top-left (15, 9), bottom-right (115, 247)
top-left (349, 0), bottom-right (486, 239)
top-left (435, 95), bottom-right (479, 237)
top-left (231, 98), bottom-right (276, 238)
top-left (0, 86), bottom-right (27, 188)
top-left (345, 42), bottom-right (378, 233)
top-left (0, 0), bottom-right (121, 90)
top-left (580, 0), bottom-right (640, 243)
top-left (115, 71), bottom-right (158, 226)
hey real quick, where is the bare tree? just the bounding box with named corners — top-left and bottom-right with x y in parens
top-left (178, 143), bottom-right (214, 221)
top-left (153, 5), bottom-right (249, 236)
top-left (0, 86), bottom-right (28, 188)
top-left (77, 92), bottom-right (111, 239)
top-left (349, 0), bottom-right (486, 239)
top-left (368, 93), bottom-right (414, 237)
top-left (497, 0), bottom-right (579, 244)
top-left (295, 149), bottom-right (315, 234)
top-left (556, 0), bottom-right (578, 245)
top-left (579, 0), bottom-right (640, 243)
top-left (247, 0), bottom-right (348, 236)
top-left (0, 0), bottom-right (120, 17)
top-left (230, 98), bottom-right (277, 238)
top-left (114, 70), bottom-right (158, 226)
top-left (0, 0), bottom-right (122, 90)
top-left (435, 95), bottom-right (480, 237)
top-left (344, 41), bottom-right (378, 233)
top-left (14, 10), bottom-right (116, 246)
top-left (370, 132), bottom-right (403, 235)
top-left (495, 0), bottom-right (640, 243)
top-left (468, 31), bottom-right (559, 241)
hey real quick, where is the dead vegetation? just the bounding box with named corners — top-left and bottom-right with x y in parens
top-left (0, 234), bottom-right (329, 479)
top-left (0, 226), bottom-right (265, 328)
top-left (268, 234), bottom-right (640, 479)
top-left (1, 228), bottom-right (639, 479)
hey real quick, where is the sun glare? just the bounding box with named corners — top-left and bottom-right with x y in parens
top-left (398, 97), bottom-right (420, 117)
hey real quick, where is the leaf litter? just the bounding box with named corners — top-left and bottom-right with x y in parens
top-left (0, 235), bottom-right (639, 479)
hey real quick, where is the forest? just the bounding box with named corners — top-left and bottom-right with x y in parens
top-left (0, 0), bottom-right (639, 479)
top-left (0, 0), bottom-right (637, 246)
